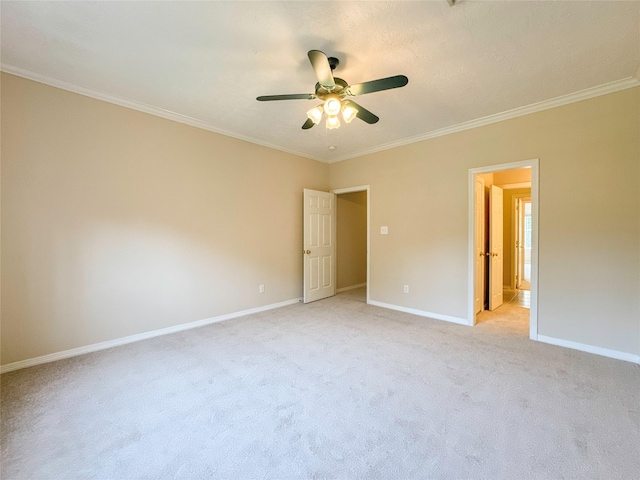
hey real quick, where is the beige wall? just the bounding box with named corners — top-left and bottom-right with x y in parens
top-left (329, 87), bottom-right (640, 356)
top-left (3, 72), bottom-right (639, 365)
top-left (1, 73), bottom-right (329, 365)
top-left (502, 187), bottom-right (531, 286)
top-left (337, 191), bottom-right (367, 290)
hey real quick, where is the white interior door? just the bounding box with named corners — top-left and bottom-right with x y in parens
top-left (489, 185), bottom-right (504, 310)
top-left (303, 189), bottom-right (336, 303)
top-left (516, 198), bottom-right (524, 289)
top-left (474, 176), bottom-right (485, 315)
top-left (522, 199), bottom-right (532, 290)
top-left (514, 196), bottom-right (532, 290)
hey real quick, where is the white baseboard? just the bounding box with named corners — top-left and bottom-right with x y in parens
top-left (368, 300), bottom-right (470, 326)
top-left (6, 298), bottom-right (636, 373)
top-left (537, 335), bottom-right (640, 364)
top-left (336, 283), bottom-right (366, 293)
top-left (0, 298), bottom-right (302, 374)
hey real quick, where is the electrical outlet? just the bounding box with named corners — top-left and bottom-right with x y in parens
top-left (403, 285), bottom-right (409, 293)
top-left (381, 226), bottom-right (389, 234)
top-left (259, 284), bottom-right (265, 294)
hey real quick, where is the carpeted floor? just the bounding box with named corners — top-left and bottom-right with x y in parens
top-left (2, 288), bottom-right (639, 479)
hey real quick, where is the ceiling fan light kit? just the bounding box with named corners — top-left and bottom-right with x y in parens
top-left (307, 97), bottom-right (358, 128)
top-left (257, 50), bottom-right (408, 130)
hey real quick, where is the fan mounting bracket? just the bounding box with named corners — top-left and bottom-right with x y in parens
top-left (327, 57), bottom-right (339, 71)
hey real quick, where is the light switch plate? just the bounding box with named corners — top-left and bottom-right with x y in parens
top-left (381, 226), bottom-right (389, 234)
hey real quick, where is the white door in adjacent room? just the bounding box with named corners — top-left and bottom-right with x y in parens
top-left (489, 185), bottom-right (504, 310)
top-left (303, 189), bottom-right (336, 303)
top-left (515, 197), bottom-right (524, 290)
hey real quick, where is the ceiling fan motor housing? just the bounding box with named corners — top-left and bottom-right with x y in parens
top-left (315, 77), bottom-right (348, 98)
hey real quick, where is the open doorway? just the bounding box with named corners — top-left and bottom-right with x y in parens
top-left (332, 186), bottom-right (370, 304)
top-left (468, 160), bottom-right (539, 339)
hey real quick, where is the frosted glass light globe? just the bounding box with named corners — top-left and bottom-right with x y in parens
top-left (307, 106), bottom-right (323, 124)
top-left (342, 105), bottom-right (358, 123)
top-left (326, 115), bottom-right (340, 129)
top-left (324, 96), bottom-right (342, 116)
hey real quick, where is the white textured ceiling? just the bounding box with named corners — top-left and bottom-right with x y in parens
top-left (2, 1), bottom-right (639, 162)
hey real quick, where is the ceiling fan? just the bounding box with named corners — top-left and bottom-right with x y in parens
top-left (256, 50), bottom-right (408, 130)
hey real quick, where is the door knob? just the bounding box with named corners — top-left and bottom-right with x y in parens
top-left (492, 252), bottom-right (498, 257)
top-left (305, 250), bottom-right (311, 254)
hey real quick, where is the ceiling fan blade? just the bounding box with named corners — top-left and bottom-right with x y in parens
top-left (302, 118), bottom-right (316, 130)
top-left (308, 50), bottom-right (335, 89)
top-left (256, 93), bottom-right (315, 101)
top-left (344, 100), bottom-right (379, 124)
top-left (345, 75), bottom-right (408, 97)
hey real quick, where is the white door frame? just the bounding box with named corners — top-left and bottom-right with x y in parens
top-left (331, 185), bottom-right (371, 305)
top-left (473, 175), bottom-right (485, 315)
top-left (468, 159), bottom-right (539, 340)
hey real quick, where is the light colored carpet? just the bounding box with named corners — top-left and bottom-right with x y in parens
top-left (2, 288), bottom-right (639, 479)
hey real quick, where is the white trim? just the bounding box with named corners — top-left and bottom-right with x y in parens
top-left (0, 298), bottom-right (301, 374)
top-left (328, 77), bottom-right (640, 163)
top-left (369, 300), bottom-right (469, 326)
top-left (0, 64), bottom-right (327, 163)
top-left (331, 185), bottom-right (371, 305)
top-left (469, 159), bottom-right (536, 175)
top-left (496, 182), bottom-right (531, 190)
top-left (468, 159), bottom-right (539, 340)
top-left (529, 161), bottom-right (540, 340)
top-left (336, 283), bottom-right (367, 293)
top-left (3, 64), bottom-right (637, 166)
top-left (332, 185), bottom-right (370, 194)
top-left (537, 335), bottom-right (640, 364)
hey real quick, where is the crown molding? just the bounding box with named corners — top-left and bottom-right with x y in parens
top-left (0, 64), bottom-right (328, 163)
top-left (3, 64), bottom-right (637, 165)
top-left (328, 76), bottom-right (640, 163)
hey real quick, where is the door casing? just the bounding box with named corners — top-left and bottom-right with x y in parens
top-left (474, 176), bottom-right (485, 314)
